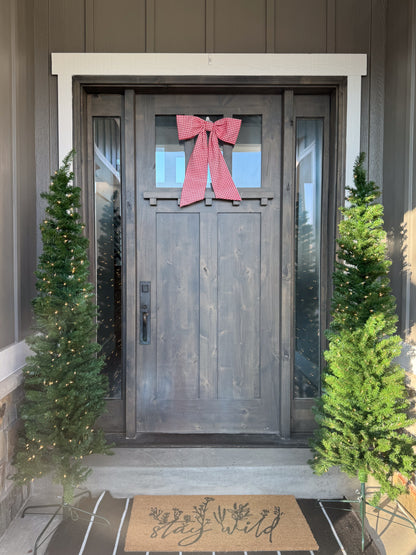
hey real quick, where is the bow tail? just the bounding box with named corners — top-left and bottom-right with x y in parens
top-left (209, 134), bottom-right (241, 202)
top-left (179, 132), bottom-right (208, 207)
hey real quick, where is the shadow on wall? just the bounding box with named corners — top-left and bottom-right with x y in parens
top-left (386, 209), bottom-right (415, 340)
top-left (395, 210), bottom-right (416, 431)
top-left (397, 342), bottom-right (416, 436)
top-left (401, 209), bottom-right (416, 344)
top-left (385, 213), bottom-right (416, 430)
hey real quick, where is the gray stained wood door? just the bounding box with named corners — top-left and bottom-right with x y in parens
top-left (136, 94), bottom-right (282, 433)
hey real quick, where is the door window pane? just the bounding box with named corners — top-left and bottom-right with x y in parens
top-left (294, 118), bottom-right (323, 398)
top-left (94, 117), bottom-right (122, 399)
top-left (232, 115), bottom-right (262, 188)
top-left (155, 115), bottom-right (185, 187)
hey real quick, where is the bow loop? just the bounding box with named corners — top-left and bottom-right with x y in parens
top-left (176, 115), bottom-right (242, 207)
top-left (212, 117), bottom-right (241, 145)
top-left (176, 115), bottom-right (205, 141)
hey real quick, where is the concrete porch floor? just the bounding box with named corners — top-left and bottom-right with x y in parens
top-left (0, 448), bottom-right (415, 554)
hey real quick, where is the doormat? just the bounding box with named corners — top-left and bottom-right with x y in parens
top-left (125, 494), bottom-right (319, 552)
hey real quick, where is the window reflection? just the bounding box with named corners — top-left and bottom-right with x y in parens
top-left (94, 117), bottom-right (122, 399)
top-left (232, 115), bottom-right (262, 188)
top-left (294, 118), bottom-right (323, 398)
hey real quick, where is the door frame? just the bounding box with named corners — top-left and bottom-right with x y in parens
top-left (81, 83), bottom-right (337, 443)
top-left (59, 53), bottom-right (366, 443)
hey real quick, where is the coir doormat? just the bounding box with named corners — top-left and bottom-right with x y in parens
top-left (125, 494), bottom-right (319, 552)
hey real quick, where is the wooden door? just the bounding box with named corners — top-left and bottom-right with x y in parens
top-left (135, 94), bottom-right (282, 434)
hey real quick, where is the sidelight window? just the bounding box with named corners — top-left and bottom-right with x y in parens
top-left (93, 117), bottom-right (123, 399)
top-left (294, 118), bottom-right (323, 399)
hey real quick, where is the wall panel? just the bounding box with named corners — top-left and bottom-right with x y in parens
top-left (16, 0), bottom-right (36, 339)
top-left (335, 0), bottom-right (371, 172)
top-left (367, 0), bottom-right (386, 189)
top-left (410, 0), bottom-right (416, 343)
top-left (154, 0), bottom-right (205, 52)
top-left (0, 0), bottom-right (15, 348)
top-left (50, 0), bottom-right (85, 52)
top-left (335, 0), bottom-right (371, 53)
top-left (49, 0), bottom-right (86, 190)
top-left (92, 0), bottom-right (146, 52)
top-left (34, 0), bottom-right (51, 259)
top-left (213, 0), bottom-right (267, 52)
top-left (383, 0), bottom-right (412, 336)
top-left (275, 0), bottom-right (327, 53)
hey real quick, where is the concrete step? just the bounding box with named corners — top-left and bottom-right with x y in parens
top-left (77, 447), bottom-right (359, 500)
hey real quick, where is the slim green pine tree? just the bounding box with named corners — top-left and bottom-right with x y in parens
top-left (310, 153), bottom-right (416, 506)
top-left (13, 152), bottom-right (111, 505)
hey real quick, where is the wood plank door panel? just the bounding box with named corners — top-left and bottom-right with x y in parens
top-left (136, 93), bottom-right (282, 434)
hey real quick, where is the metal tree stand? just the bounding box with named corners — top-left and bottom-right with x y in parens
top-left (21, 489), bottom-right (110, 555)
top-left (320, 482), bottom-right (416, 552)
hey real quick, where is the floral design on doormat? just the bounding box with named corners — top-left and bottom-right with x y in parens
top-left (148, 496), bottom-right (284, 547)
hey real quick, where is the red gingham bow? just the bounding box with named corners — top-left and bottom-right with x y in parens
top-left (176, 115), bottom-right (242, 207)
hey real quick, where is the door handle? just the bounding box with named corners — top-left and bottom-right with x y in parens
top-left (142, 310), bottom-right (149, 343)
top-left (140, 281), bottom-right (151, 344)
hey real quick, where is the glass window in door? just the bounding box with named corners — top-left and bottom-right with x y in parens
top-left (294, 118), bottom-right (323, 399)
top-left (94, 117), bottom-right (122, 399)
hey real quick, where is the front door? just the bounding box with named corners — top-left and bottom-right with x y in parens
top-left (85, 87), bottom-right (333, 440)
top-left (135, 94), bottom-right (281, 433)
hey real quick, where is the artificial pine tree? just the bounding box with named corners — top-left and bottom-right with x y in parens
top-left (13, 151), bottom-right (111, 505)
top-left (310, 153), bottom-right (416, 508)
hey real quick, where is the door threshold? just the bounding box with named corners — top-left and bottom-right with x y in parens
top-left (105, 433), bottom-right (309, 448)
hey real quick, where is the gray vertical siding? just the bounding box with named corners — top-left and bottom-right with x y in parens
top-left (213, 0), bottom-right (268, 52)
top-left (154, 0), bottom-right (205, 53)
top-left (89, 0), bottom-right (146, 52)
top-left (275, 0), bottom-right (327, 53)
top-left (0, 0), bottom-right (15, 348)
top-left (410, 1), bottom-right (416, 344)
top-left (50, 0), bottom-right (85, 52)
top-left (335, 0), bottom-right (372, 53)
top-left (0, 0), bottom-right (35, 349)
top-left (16, 0), bottom-right (36, 340)
top-left (0, 0), bottom-right (413, 349)
top-left (383, 0), bottom-right (416, 340)
top-left (367, 0), bottom-right (386, 190)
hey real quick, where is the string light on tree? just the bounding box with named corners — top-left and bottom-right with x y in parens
top-left (13, 151), bottom-right (111, 506)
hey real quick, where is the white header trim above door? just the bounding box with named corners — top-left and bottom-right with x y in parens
top-left (51, 52), bottom-right (367, 187)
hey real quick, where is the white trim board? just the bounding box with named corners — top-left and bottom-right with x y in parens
top-left (0, 341), bottom-right (31, 399)
top-left (51, 52), bottom-right (367, 188)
